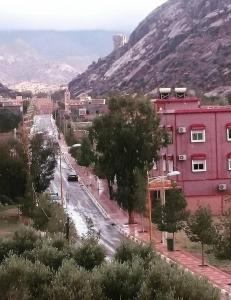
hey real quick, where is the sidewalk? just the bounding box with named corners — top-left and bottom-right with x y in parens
top-left (60, 136), bottom-right (231, 299)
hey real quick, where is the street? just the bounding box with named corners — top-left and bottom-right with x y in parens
top-left (33, 114), bottom-right (124, 257)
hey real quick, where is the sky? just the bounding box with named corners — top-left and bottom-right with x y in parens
top-left (0, 0), bottom-right (167, 31)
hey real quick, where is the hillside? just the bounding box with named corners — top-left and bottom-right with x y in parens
top-left (0, 30), bottom-right (116, 85)
top-left (69, 0), bottom-right (231, 99)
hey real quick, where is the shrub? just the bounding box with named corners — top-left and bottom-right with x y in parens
top-left (114, 240), bottom-right (155, 264)
top-left (99, 258), bottom-right (145, 300)
top-left (72, 238), bottom-right (106, 270)
top-left (48, 260), bottom-right (103, 300)
top-left (24, 244), bottom-right (70, 271)
top-left (0, 255), bottom-right (51, 300)
top-left (138, 257), bottom-right (219, 300)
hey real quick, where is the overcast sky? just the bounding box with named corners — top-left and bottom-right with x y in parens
top-left (0, 0), bottom-right (167, 31)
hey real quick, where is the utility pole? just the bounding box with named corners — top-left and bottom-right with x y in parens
top-left (65, 216), bottom-right (70, 242)
top-left (59, 148), bottom-right (64, 206)
top-left (147, 172), bottom-right (152, 243)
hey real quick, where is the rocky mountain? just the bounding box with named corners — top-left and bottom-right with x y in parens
top-left (69, 0), bottom-right (231, 99)
top-left (0, 30), bottom-right (116, 85)
top-left (0, 82), bottom-right (16, 98)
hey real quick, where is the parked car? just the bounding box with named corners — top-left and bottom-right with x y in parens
top-left (67, 172), bottom-right (78, 182)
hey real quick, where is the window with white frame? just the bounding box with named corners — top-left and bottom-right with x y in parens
top-left (228, 159), bottom-right (231, 171)
top-left (227, 128), bottom-right (231, 141)
top-left (192, 160), bottom-right (207, 172)
top-left (191, 130), bottom-right (205, 142)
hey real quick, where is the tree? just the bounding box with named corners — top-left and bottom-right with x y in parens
top-left (0, 108), bottom-right (21, 132)
top-left (72, 238), bottom-right (106, 270)
top-left (30, 134), bottom-right (57, 193)
top-left (77, 136), bottom-right (94, 167)
top-left (185, 207), bottom-right (216, 266)
top-left (90, 96), bottom-right (167, 223)
top-left (214, 208), bottom-right (231, 259)
top-left (154, 186), bottom-right (188, 250)
top-left (0, 139), bottom-right (27, 202)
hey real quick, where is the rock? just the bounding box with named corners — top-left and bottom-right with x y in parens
top-left (69, 0), bottom-right (231, 99)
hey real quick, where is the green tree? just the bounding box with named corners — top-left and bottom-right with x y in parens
top-left (48, 260), bottom-right (103, 300)
top-left (154, 186), bottom-right (188, 250)
top-left (0, 255), bottom-right (51, 300)
top-left (185, 207), bottom-right (216, 266)
top-left (0, 108), bottom-right (21, 132)
top-left (77, 136), bottom-right (94, 167)
top-left (98, 259), bottom-right (145, 300)
top-left (214, 208), bottom-right (231, 259)
top-left (72, 238), bottom-right (106, 270)
top-left (0, 139), bottom-right (27, 202)
top-left (33, 193), bottom-right (77, 238)
top-left (30, 134), bottom-right (57, 193)
top-left (90, 96), bottom-right (167, 223)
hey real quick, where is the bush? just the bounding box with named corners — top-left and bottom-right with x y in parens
top-left (138, 257), bottom-right (219, 300)
top-left (11, 226), bottom-right (40, 255)
top-left (72, 238), bottom-right (106, 270)
top-left (214, 209), bottom-right (231, 259)
top-left (99, 258), bottom-right (145, 300)
top-left (0, 255), bottom-right (51, 300)
top-left (0, 226), bottom-right (40, 262)
top-left (48, 260), bottom-right (103, 300)
top-left (114, 240), bottom-right (155, 264)
top-left (23, 243), bottom-right (70, 271)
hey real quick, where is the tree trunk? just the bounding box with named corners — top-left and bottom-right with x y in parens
top-left (107, 178), bottom-right (113, 200)
top-left (141, 213), bottom-right (144, 233)
top-left (128, 210), bottom-right (135, 224)
top-left (201, 242), bottom-right (205, 266)
top-left (172, 232), bottom-right (175, 251)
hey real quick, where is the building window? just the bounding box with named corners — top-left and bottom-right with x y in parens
top-left (227, 128), bottom-right (231, 141)
top-left (228, 159), bottom-right (231, 171)
top-left (192, 160), bottom-right (206, 172)
top-left (191, 130), bottom-right (205, 142)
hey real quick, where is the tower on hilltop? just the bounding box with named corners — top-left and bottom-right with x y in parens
top-left (113, 34), bottom-right (127, 50)
top-left (64, 89), bottom-right (70, 113)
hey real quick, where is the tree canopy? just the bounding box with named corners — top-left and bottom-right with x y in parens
top-left (0, 108), bottom-right (21, 132)
top-left (185, 207), bottom-right (216, 266)
top-left (90, 96), bottom-right (167, 223)
top-left (30, 134), bottom-right (57, 193)
top-left (0, 139), bottom-right (27, 202)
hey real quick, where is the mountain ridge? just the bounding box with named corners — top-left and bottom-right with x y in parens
top-left (0, 30), bottom-right (117, 85)
top-left (69, 0), bottom-right (231, 99)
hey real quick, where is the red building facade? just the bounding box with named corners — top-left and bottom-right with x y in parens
top-left (151, 89), bottom-right (231, 214)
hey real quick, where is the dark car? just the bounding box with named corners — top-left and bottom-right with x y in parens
top-left (67, 172), bottom-right (78, 182)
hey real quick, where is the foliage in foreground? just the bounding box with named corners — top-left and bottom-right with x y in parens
top-left (0, 229), bottom-right (220, 300)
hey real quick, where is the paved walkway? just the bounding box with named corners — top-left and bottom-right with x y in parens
top-left (60, 136), bottom-right (231, 299)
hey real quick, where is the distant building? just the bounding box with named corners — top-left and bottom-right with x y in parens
top-left (150, 87), bottom-right (231, 215)
top-left (0, 96), bottom-right (23, 114)
top-left (113, 34), bottom-right (127, 50)
top-left (63, 90), bottom-right (107, 140)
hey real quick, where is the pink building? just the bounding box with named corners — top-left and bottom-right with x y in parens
top-left (151, 88), bottom-right (231, 214)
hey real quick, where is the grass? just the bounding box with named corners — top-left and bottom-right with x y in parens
top-left (0, 205), bottom-right (20, 238)
top-left (174, 230), bottom-right (231, 275)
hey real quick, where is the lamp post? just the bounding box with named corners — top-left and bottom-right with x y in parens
top-left (147, 170), bottom-right (180, 244)
top-left (57, 145), bottom-right (64, 206)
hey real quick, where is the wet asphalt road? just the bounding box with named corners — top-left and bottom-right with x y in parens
top-left (33, 114), bottom-right (124, 257)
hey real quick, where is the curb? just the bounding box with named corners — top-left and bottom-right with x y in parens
top-left (79, 178), bottom-right (110, 220)
top-left (60, 148), bottom-right (231, 299)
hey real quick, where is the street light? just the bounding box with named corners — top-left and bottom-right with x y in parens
top-left (56, 145), bottom-right (64, 206)
top-left (147, 170), bottom-right (180, 244)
